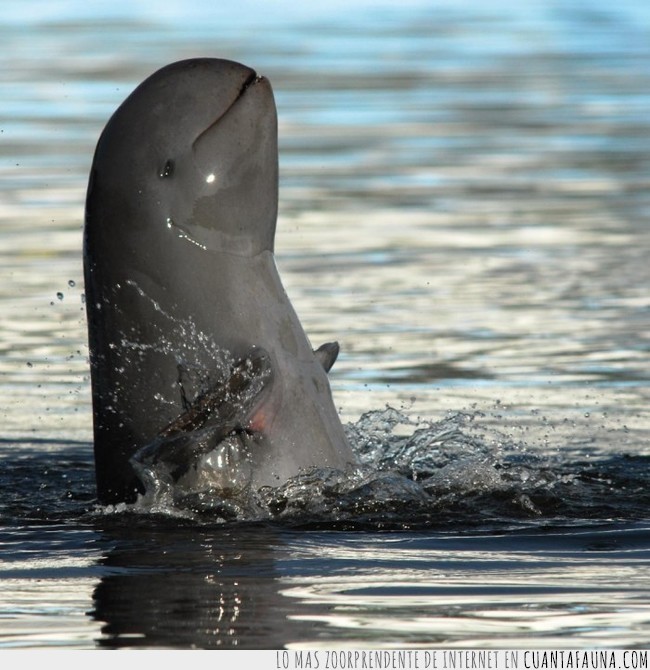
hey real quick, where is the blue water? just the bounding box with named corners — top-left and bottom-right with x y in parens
top-left (1, 0), bottom-right (649, 649)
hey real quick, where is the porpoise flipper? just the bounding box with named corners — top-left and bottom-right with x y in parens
top-left (314, 341), bottom-right (340, 373)
top-left (130, 346), bottom-right (273, 494)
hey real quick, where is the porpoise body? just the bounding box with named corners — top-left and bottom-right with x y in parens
top-left (84, 58), bottom-right (355, 504)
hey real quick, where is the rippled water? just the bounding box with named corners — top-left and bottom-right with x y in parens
top-left (1, 0), bottom-right (649, 650)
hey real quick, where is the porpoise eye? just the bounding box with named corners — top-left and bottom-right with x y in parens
top-left (159, 160), bottom-right (174, 178)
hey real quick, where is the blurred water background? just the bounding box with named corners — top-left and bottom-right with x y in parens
top-left (1, 0), bottom-right (649, 650)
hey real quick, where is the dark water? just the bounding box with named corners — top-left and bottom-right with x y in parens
top-left (1, 0), bottom-right (649, 649)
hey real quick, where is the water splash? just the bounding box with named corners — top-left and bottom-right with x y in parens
top-left (129, 348), bottom-right (273, 507)
top-left (92, 406), bottom-right (650, 530)
top-left (108, 279), bottom-right (233, 410)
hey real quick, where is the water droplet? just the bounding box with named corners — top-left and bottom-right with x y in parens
top-left (68, 279), bottom-right (76, 287)
top-left (26, 361), bottom-right (33, 368)
top-left (206, 173), bottom-right (216, 184)
top-left (56, 292), bottom-right (64, 300)
top-left (584, 412), bottom-right (590, 418)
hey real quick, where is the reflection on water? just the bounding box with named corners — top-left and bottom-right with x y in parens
top-left (279, 528), bottom-right (650, 649)
top-left (1, 0), bottom-right (649, 650)
top-left (1, 522), bottom-right (649, 649)
top-left (91, 525), bottom-right (295, 649)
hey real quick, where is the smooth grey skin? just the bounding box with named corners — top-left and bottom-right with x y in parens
top-left (84, 58), bottom-right (355, 504)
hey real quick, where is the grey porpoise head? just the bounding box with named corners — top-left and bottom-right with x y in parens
top-left (83, 58), bottom-right (356, 504)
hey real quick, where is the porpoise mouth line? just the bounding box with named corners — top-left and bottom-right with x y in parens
top-left (191, 71), bottom-right (262, 149)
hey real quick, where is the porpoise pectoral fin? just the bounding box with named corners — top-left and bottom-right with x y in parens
top-left (314, 341), bottom-right (340, 373)
top-left (130, 346), bottom-right (273, 491)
